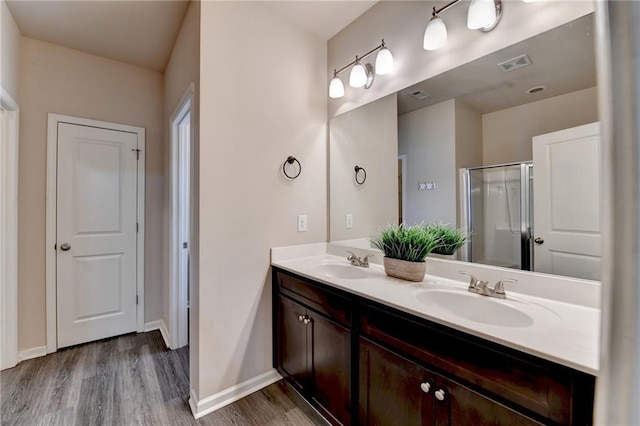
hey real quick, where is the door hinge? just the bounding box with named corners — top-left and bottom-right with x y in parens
top-left (54, 243), bottom-right (57, 250)
top-left (136, 295), bottom-right (139, 305)
top-left (136, 222), bottom-right (139, 232)
top-left (132, 148), bottom-right (141, 160)
top-left (183, 242), bottom-right (188, 249)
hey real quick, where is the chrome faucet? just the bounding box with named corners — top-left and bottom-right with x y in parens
top-left (347, 251), bottom-right (372, 267)
top-left (459, 271), bottom-right (489, 295)
top-left (492, 279), bottom-right (518, 299)
top-left (458, 271), bottom-right (517, 299)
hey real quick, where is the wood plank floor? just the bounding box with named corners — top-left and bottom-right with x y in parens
top-left (1, 331), bottom-right (327, 426)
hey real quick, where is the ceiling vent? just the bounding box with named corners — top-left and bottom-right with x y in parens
top-left (409, 90), bottom-right (429, 100)
top-left (497, 54), bottom-right (532, 72)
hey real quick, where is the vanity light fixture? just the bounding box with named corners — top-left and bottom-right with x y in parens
top-left (349, 59), bottom-right (370, 88)
top-left (424, 12), bottom-right (448, 51)
top-left (423, 0), bottom-right (503, 51)
top-left (467, 0), bottom-right (501, 30)
top-left (328, 39), bottom-right (394, 98)
top-left (329, 70), bottom-right (345, 98)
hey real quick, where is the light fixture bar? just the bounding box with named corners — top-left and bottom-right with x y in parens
top-left (432, 0), bottom-right (460, 16)
top-left (334, 39), bottom-right (388, 76)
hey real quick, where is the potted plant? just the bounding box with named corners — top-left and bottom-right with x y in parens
top-left (371, 224), bottom-right (438, 282)
top-left (425, 223), bottom-right (468, 259)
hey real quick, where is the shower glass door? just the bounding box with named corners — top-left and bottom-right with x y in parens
top-left (465, 163), bottom-right (532, 271)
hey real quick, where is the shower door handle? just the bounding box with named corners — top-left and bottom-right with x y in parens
top-left (534, 237), bottom-right (544, 245)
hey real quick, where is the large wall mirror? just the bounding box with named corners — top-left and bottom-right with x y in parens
top-left (329, 12), bottom-right (600, 282)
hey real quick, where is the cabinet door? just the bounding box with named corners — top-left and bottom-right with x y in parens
top-left (310, 312), bottom-right (352, 425)
top-left (359, 338), bottom-right (435, 426)
top-left (433, 376), bottom-right (544, 426)
top-left (278, 296), bottom-right (309, 391)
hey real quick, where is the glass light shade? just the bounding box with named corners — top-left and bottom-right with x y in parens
top-left (375, 47), bottom-right (394, 75)
top-left (423, 16), bottom-right (448, 51)
top-left (467, 0), bottom-right (497, 30)
top-left (349, 61), bottom-right (368, 88)
top-left (329, 75), bottom-right (345, 98)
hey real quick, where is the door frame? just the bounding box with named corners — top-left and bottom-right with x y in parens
top-left (169, 83), bottom-right (194, 349)
top-left (45, 113), bottom-right (145, 353)
top-left (398, 154), bottom-right (407, 224)
top-left (1, 87), bottom-right (19, 370)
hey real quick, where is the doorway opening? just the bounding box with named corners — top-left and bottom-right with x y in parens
top-left (170, 84), bottom-right (194, 349)
top-left (1, 88), bottom-right (19, 370)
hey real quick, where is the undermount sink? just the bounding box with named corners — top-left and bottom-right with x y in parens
top-left (415, 289), bottom-right (560, 328)
top-left (313, 263), bottom-right (371, 279)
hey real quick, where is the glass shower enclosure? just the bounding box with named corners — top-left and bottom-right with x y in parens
top-left (461, 162), bottom-right (533, 271)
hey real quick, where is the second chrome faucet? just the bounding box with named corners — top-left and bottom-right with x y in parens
top-left (459, 271), bottom-right (517, 299)
top-left (347, 251), bottom-right (372, 268)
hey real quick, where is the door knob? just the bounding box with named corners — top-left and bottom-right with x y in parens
top-left (534, 237), bottom-right (544, 245)
top-left (420, 382), bottom-right (431, 393)
top-left (303, 317), bottom-right (311, 325)
top-left (60, 243), bottom-right (71, 251)
top-left (298, 315), bottom-right (305, 322)
top-left (435, 389), bottom-right (446, 401)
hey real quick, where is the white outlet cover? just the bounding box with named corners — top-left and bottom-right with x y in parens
top-left (297, 215), bottom-right (308, 232)
top-left (345, 213), bottom-right (353, 229)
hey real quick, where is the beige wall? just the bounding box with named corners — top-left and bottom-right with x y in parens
top-left (197, 1), bottom-right (326, 400)
top-left (1, 0), bottom-right (20, 100)
top-left (162, 0), bottom-right (200, 388)
top-left (17, 37), bottom-right (164, 350)
top-left (482, 87), bottom-right (598, 165)
top-left (330, 93), bottom-right (397, 241)
top-left (398, 100), bottom-right (457, 226)
top-left (328, 1), bottom-right (594, 118)
top-left (454, 99), bottom-right (483, 227)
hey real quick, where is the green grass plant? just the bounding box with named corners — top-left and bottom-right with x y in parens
top-left (425, 223), bottom-right (468, 255)
top-left (371, 224), bottom-right (438, 263)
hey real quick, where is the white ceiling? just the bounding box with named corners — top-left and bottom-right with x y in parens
top-left (6, 0), bottom-right (376, 73)
top-left (398, 13), bottom-right (596, 115)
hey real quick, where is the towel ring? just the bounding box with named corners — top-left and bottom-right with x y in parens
top-left (283, 156), bottom-right (302, 179)
top-left (354, 165), bottom-right (367, 185)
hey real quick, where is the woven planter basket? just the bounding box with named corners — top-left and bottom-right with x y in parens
top-left (383, 257), bottom-right (426, 282)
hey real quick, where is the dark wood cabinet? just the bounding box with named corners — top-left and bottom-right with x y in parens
top-left (275, 281), bottom-right (352, 425)
top-left (359, 337), bottom-right (435, 426)
top-left (435, 374), bottom-right (543, 426)
top-left (273, 267), bottom-right (595, 426)
top-left (310, 311), bottom-right (352, 425)
top-left (359, 337), bottom-right (542, 426)
top-left (277, 295), bottom-right (310, 391)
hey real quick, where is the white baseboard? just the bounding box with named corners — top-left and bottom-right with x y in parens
top-left (144, 320), bottom-right (170, 349)
top-left (18, 346), bottom-right (47, 362)
top-left (189, 369), bottom-right (282, 419)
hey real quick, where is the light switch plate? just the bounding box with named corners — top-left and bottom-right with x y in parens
top-left (297, 215), bottom-right (308, 232)
top-left (345, 213), bottom-right (353, 229)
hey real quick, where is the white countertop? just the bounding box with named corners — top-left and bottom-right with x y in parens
top-left (271, 248), bottom-right (600, 376)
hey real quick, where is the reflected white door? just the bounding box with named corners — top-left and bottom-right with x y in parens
top-left (532, 122), bottom-right (601, 281)
top-left (56, 123), bottom-right (138, 348)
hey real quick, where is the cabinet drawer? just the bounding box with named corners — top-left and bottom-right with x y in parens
top-left (360, 304), bottom-right (594, 425)
top-left (275, 269), bottom-right (352, 327)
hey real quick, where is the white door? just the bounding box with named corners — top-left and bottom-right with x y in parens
top-left (56, 123), bottom-right (139, 348)
top-left (532, 122), bottom-right (601, 281)
top-left (177, 110), bottom-right (190, 348)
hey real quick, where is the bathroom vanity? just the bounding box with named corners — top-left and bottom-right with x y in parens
top-left (271, 249), bottom-right (598, 426)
